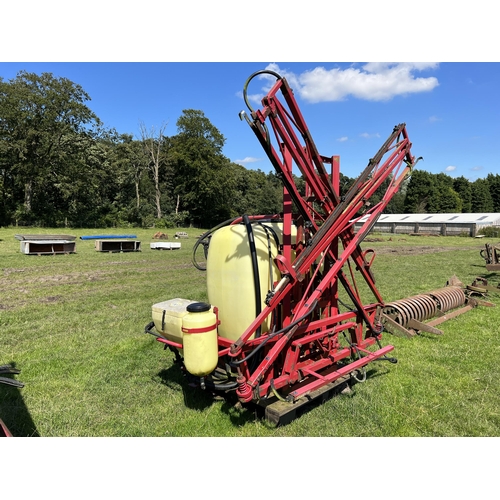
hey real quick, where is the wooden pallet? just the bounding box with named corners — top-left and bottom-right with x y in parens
top-left (256, 374), bottom-right (351, 427)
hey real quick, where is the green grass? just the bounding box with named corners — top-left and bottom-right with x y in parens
top-left (1, 228), bottom-right (499, 436)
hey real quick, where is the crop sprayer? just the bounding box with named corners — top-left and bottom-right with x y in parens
top-left (144, 69), bottom-right (424, 425)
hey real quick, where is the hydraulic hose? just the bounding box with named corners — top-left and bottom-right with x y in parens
top-left (203, 379), bottom-right (239, 391)
top-left (243, 214), bottom-right (262, 339)
top-left (192, 215), bottom-right (282, 271)
top-left (192, 216), bottom-right (241, 270)
top-left (230, 299), bottom-right (319, 366)
top-left (257, 221), bottom-right (280, 294)
top-left (241, 70), bottom-right (283, 155)
top-left (242, 69), bottom-right (283, 115)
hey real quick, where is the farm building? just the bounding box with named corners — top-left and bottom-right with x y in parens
top-left (353, 213), bottom-right (500, 237)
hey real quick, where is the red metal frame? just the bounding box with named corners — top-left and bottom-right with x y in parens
top-left (156, 70), bottom-right (420, 405)
top-left (0, 419), bottom-right (12, 437)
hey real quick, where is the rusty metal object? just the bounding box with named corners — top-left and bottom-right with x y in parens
top-left (480, 243), bottom-right (500, 271)
top-left (380, 278), bottom-right (489, 338)
top-left (470, 276), bottom-right (500, 295)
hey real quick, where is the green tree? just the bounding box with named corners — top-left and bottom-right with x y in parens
top-left (453, 176), bottom-right (472, 213)
top-left (66, 137), bottom-right (116, 227)
top-left (369, 175), bottom-right (406, 213)
top-left (109, 133), bottom-right (153, 225)
top-left (471, 178), bottom-right (494, 212)
top-left (339, 173), bottom-right (355, 197)
top-left (428, 173), bottom-right (462, 213)
top-left (403, 169), bottom-right (436, 213)
top-left (401, 171), bottom-right (461, 214)
top-left (171, 109), bottom-right (236, 227)
top-left (384, 177), bottom-right (409, 214)
top-left (231, 167), bottom-right (283, 216)
top-left (0, 71), bottom-right (102, 225)
top-left (486, 173), bottom-right (500, 212)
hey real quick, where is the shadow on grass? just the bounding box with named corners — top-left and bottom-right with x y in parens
top-left (157, 365), bottom-right (216, 412)
top-left (156, 364), bottom-right (263, 427)
top-left (471, 265), bottom-right (500, 277)
top-left (221, 399), bottom-right (264, 426)
top-left (0, 362), bottom-right (40, 437)
top-left (156, 360), bottom-right (400, 428)
top-left (477, 271), bottom-right (500, 282)
top-left (348, 365), bottom-right (392, 387)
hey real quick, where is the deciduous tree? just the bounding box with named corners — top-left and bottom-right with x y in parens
top-left (0, 71), bottom-right (101, 224)
top-left (139, 121), bottom-right (169, 219)
top-left (171, 109), bottom-right (235, 227)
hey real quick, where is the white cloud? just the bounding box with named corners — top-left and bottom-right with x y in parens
top-left (360, 132), bottom-right (381, 139)
top-left (234, 156), bottom-right (261, 165)
top-left (445, 166), bottom-right (456, 172)
top-left (235, 90), bottom-right (265, 107)
top-left (429, 115), bottom-right (441, 122)
top-left (471, 166), bottom-right (483, 171)
top-left (256, 62), bottom-right (440, 103)
top-left (337, 136), bottom-right (349, 142)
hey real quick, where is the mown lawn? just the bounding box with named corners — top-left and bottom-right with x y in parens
top-left (1, 227), bottom-right (499, 437)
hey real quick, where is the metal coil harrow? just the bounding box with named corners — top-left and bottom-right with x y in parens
top-left (379, 279), bottom-right (487, 338)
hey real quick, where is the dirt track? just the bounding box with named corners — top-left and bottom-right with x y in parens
top-left (373, 245), bottom-right (480, 256)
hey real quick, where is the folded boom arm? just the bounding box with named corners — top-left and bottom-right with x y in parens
top-left (231, 70), bottom-right (420, 402)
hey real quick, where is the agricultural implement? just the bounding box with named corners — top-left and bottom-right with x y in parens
top-left (380, 275), bottom-right (495, 338)
top-left (480, 243), bottom-right (500, 271)
top-left (145, 69), bottom-right (423, 425)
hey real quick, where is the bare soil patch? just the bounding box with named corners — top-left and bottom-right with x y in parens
top-left (374, 245), bottom-right (479, 256)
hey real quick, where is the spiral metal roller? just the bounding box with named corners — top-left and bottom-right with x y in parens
top-left (380, 279), bottom-right (489, 338)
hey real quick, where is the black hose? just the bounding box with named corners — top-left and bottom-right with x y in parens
top-left (243, 214), bottom-right (262, 339)
top-left (230, 299), bottom-right (319, 366)
top-left (257, 221), bottom-right (280, 253)
top-left (144, 321), bottom-right (165, 339)
top-left (242, 69), bottom-right (283, 115)
top-left (192, 216), bottom-right (282, 271)
top-left (258, 223), bottom-right (277, 294)
top-left (192, 216), bottom-right (241, 271)
top-left (203, 380), bottom-right (239, 391)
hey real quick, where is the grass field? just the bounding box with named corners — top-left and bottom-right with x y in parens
top-left (1, 226), bottom-right (499, 438)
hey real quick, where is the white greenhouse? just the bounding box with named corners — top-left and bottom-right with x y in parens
top-left (353, 213), bottom-right (500, 237)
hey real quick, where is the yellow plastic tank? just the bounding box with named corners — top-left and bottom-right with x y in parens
top-left (181, 302), bottom-right (218, 377)
top-left (207, 222), bottom-right (293, 341)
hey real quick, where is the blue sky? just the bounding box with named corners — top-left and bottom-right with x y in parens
top-left (1, 3), bottom-right (498, 185)
top-left (1, 61), bottom-right (498, 182)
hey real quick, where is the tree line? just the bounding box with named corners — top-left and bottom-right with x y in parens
top-left (364, 170), bottom-right (500, 216)
top-left (0, 71), bottom-right (284, 229)
top-left (1, 71), bottom-right (499, 230)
